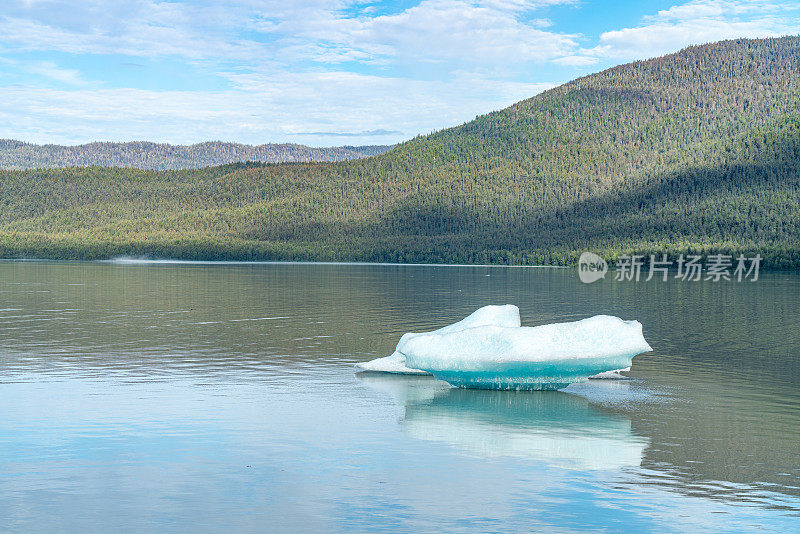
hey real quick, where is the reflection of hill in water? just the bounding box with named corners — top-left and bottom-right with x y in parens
top-left (4, 262), bottom-right (799, 509)
top-left (358, 374), bottom-right (648, 470)
top-left (596, 373), bottom-right (800, 505)
top-left (361, 373), bottom-right (800, 508)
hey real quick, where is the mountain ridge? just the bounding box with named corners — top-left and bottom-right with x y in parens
top-left (1, 36), bottom-right (798, 267)
top-left (0, 139), bottom-right (393, 170)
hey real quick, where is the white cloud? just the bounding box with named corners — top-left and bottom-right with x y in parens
top-left (0, 2), bottom-right (265, 60)
top-left (0, 0), bottom-right (582, 65)
top-left (0, 0), bottom-right (574, 144)
top-left (588, 0), bottom-right (800, 61)
top-left (0, 74), bottom-right (554, 146)
top-left (479, 0), bottom-right (576, 10)
top-left (25, 60), bottom-right (87, 85)
top-left (249, 0), bottom-right (583, 67)
top-left (552, 55), bottom-right (599, 66)
top-left (0, 0), bottom-right (798, 145)
top-left (647, 0), bottom-right (795, 20)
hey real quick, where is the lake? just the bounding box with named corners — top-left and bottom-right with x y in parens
top-left (0, 261), bottom-right (798, 533)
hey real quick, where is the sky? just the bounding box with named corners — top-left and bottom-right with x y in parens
top-left (0, 0), bottom-right (798, 146)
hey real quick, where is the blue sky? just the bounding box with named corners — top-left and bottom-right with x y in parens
top-left (0, 0), bottom-right (798, 146)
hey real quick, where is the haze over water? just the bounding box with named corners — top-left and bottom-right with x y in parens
top-left (0, 261), bottom-right (798, 533)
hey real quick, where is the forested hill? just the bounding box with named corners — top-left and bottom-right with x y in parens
top-left (0, 140), bottom-right (392, 170)
top-left (1, 36), bottom-right (799, 267)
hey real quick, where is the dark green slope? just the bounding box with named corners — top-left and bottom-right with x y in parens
top-left (1, 36), bottom-right (799, 266)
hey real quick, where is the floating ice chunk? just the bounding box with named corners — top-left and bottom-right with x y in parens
top-left (356, 304), bottom-right (520, 374)
top-left (404, 315), bottom-right (652, 390)
top-left (357, 309), bottom-right (651, 390)
top-left (588, 367), bottom-right (631, 380)
top-left (394, 304), bottom-right (521, 365)
top-left (356, 351), bottom-right (429, 375)
top-left (409, 304), bottom-right (521, 334)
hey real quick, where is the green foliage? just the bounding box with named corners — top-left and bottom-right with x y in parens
top-left (1, 36), bottom-right (799, 268)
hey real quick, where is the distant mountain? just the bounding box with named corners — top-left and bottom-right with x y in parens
top-left (1, 36), bottom-right (799, 267)
top-left (0, 140), bottom-right (393, 170)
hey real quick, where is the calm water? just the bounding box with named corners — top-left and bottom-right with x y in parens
top-left (0, 261), bottom-right (799, 533)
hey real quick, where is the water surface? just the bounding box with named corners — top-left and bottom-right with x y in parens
top-left (0, 261), bottom-right (798, 532)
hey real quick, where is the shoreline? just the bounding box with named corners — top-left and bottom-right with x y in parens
top-left (0, 257), bottom-right (569, 268)
top-left (1, 257), bottom-right (796, 273)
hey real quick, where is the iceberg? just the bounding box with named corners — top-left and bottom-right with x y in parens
top-left (358, 306), bottom-right (652, 390)
top-left (404, 315), bottom-right (652, 390)
top-left (355, 352), bottom-right (429, 375)
top-left (356, 304), bottom-right (520, 374)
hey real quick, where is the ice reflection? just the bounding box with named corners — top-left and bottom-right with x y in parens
top-left (359, 374), bottom-right (648, 470)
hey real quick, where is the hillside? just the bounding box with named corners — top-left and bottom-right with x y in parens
top-left (1, 36), bottom-right (799, 267)
top-left (0, 140), bottom-right (392, 170)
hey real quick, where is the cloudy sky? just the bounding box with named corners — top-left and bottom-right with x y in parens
top-left (0, 0), bottom-right (798, 146)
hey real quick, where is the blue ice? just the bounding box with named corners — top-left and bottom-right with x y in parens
top-left (357, 306), bottom-right (652, 390)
